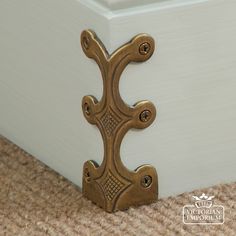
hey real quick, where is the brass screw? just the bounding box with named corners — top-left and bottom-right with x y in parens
top-left (84, 168), bottom-right (90, 177)
top-left (84, 168), bottom-right (91, 183)
top-left (139, 42), bottom-right (150, 55)
top-left (83, 36), bottom-right (90, 49)
top-left (141, 175), bottom-right (152, 188)
top-left (84, 103), bottom-right (90, 116)
top-left (140, 110), bottom-right (151, 122)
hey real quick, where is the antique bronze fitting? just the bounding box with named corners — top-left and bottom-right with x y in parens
top-left (81, 29), bottom-right (158, 212)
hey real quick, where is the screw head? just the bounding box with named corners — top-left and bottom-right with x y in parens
top-left (83, 103), bottom-right (90, 116)
top-left (84, 168), bottom-right (90, 177)
top-left (141, 175), bottom-right (152, 188)
top-left (84, 168), bottom-right (91, 183)
top-left (139, 42), bottom-right (151, 55)
top-left (83, 36), bottom-right (90, 49)
top-left (140, 110), bottom-right (151, 122)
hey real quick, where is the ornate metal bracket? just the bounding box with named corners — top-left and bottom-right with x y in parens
top-left (81, 29), bottom-right (158, 212)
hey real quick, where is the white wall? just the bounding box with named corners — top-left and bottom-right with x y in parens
top-left (0, 0), bottom-right (235, 197)
top-left (109, 0), bottom-right (236, 196)
top-left (0, 0), bottom-right (108, 189)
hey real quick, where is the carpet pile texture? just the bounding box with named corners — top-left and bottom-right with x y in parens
top-left (0, 136), bottom-right (235, 235)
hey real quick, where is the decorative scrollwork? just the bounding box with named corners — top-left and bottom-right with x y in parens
top-left (81, 29), bottom-right (158, 212)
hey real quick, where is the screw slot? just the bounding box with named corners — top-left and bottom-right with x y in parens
top-left (83, 36), bottom-right (90, 50)
top-left (141, 175), bottom-right (152, 188)
top-left (139, 42), bottom-right (151, 55)
top-left (139, 110), bottom-right (151, 122)
top-left (84, 103), bottom-right (90, 116)
top-left (84, 168), bottom-right (91, 183)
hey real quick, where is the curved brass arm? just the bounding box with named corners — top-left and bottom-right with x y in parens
top-left (81, 29), bottom-right (158, 212)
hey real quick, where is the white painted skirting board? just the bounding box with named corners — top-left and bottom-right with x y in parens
top-left (98, 0), bottom-right (160, 10)
top-left (0, 0), bottom-right (236, 197)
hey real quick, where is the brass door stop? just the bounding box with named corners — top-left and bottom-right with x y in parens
top-left (81, 29), bottom-right (158, 212)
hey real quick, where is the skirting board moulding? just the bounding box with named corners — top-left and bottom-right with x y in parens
top-left (81, 29), bottom-right (158, 212)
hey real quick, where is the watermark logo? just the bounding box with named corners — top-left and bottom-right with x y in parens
top-left (183, 193), bottom-right (224, 224)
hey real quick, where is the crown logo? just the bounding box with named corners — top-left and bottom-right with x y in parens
top-left (192, 193), bottom-right (214, 208)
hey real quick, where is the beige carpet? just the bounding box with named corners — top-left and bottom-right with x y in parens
top-left (0, 136), bottom-right (235, 236)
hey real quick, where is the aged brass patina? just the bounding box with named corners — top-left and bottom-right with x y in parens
top-left (81, 29), bottom-right (158, 212)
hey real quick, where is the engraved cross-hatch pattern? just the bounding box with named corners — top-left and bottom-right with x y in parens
top-left (101, 108), bottom-right (121, 136)
top-left (101, 172), bottom-right (124, 201)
